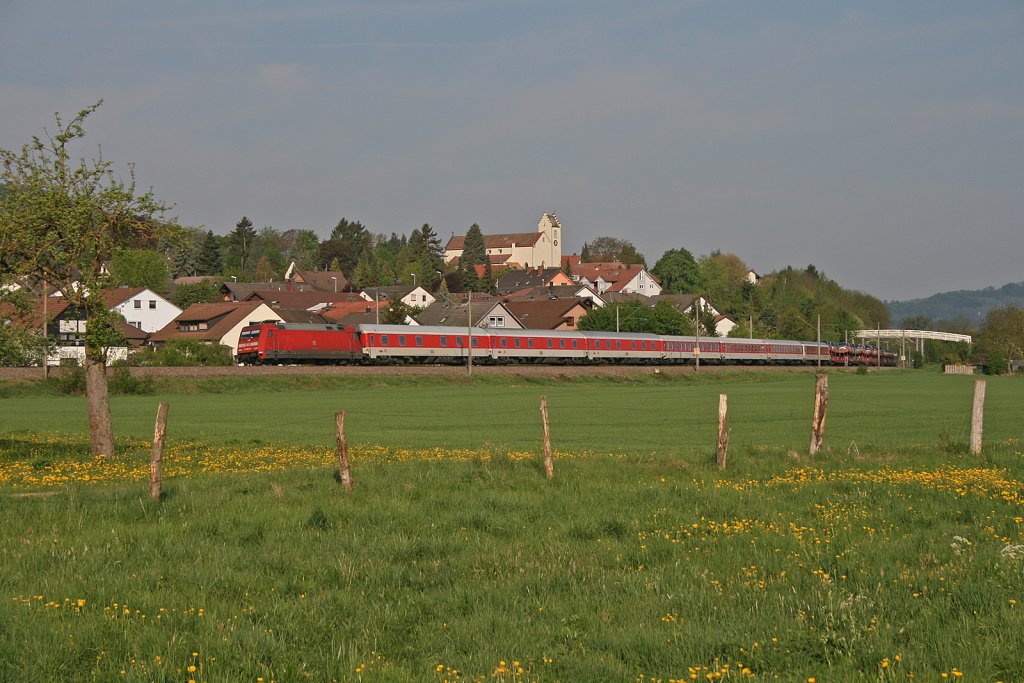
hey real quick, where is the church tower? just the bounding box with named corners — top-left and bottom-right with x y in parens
top-left (537, 212), bottom-right (562, 269)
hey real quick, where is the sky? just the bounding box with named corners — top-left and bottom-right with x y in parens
top-left (1, 1), bottom-right (1022, 301)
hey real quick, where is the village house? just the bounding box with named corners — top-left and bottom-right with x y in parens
top-left (242, 289), bottom-right (365, 311)
top-left (507, 284), bottom-right (605, 308)
top-left (444, 212), bottom-right (563, 270)
top-left (495, 267), bottom-right (573, 296)
top-left (502, 299), bottom-right (589, 331)
top-left (0, 293), bottom-right (152, 366)
top-left (283, 261), bottom-right (350, 292)
top-left (604, 292), bottom-right (738, 336)
top-left (571, 262), bottom-right (663, 297)
top-left (148, 301), bottom-right (281, 357)
top-left (360, 285), bottom-right (435, 309)
top-left (103, 287), bottom-right (182, 334)
top-left (411, 301), bottom-right (499, 329)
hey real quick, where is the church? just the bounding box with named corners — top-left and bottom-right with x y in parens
top-left (444, 212), bottom-right (563, 270)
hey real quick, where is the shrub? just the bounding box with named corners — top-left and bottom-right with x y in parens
top-left (108, 366), bottom-right (155, 395)
top-left (47, 367), bottom-right (86, 395)
top-left (136, 340), bottom-right (234, 366)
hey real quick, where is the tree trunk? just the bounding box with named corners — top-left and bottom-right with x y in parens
top-left (84, 355), bottom-right (116, 457)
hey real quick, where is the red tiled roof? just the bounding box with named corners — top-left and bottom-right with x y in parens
top-left (319, 301), bottom-right (384, 322)
top-left (149, 301), bottom-right (269, 343)
top-left (445, 231), bottom-right (543, 251)
top-left (572, 262), bottom-right (654, 292)
top-left (502, 299), bottom-right (589, 330)
top-left (245, 290), bottom-right (364, 309)
top-left (293, 269), bottom-right (349, 291)
top-left (100, 287), bottom-right (148, 308)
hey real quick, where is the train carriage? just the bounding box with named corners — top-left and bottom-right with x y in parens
top-left (487, 328), bottom-right (587, 363)
top-left (359, 324), bottom-right (487, 362)
top-left (580, 331), bottom-right (663, 363)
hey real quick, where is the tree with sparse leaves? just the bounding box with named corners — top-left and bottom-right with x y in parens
top-left (0, 101), bottom-right (178, 456)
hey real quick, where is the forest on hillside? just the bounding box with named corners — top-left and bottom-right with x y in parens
top-left (888, 282), bottom-right (1024, 326)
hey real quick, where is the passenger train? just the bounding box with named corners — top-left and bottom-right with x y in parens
top-left (236, 321), bottom-right (897, 367)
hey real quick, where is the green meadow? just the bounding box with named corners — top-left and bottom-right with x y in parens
top-left (1, 370), bottom-right (1022, 681)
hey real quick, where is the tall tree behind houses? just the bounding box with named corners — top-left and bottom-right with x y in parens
top-left (459, 223), bottom-right (488, 292)
top-left (197, 230), bottom-right (223, 275)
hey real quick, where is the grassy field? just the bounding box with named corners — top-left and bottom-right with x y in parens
top-left (1, 370), bottom-right (1022, 681)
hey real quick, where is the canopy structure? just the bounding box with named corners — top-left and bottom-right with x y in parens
top-left (853, 329), bottom-right (971, 364)
top-left (854, 329), bottom-right (972, 344)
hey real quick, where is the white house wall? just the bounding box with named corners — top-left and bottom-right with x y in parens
top-left (113, 291), bottom-right (182, 333)
top-left (220, 304), bottom-right (282, 356)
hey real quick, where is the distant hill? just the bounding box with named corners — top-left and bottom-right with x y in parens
top-left (887, 282), bottom-right (1024, 327)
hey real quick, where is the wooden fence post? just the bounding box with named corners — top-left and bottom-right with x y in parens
top-left (809, 374), bottom-right (829, 456)
top-left (970, 380), bottom-right (986, 455)
top-left (336, 410), bottom-right (352, 491)
top-left (717, 394), bottom-right (729, 470)
top-left (540, 395), bottom-right (554, 479)
top-left (149, 402), bottom-right (169, 500)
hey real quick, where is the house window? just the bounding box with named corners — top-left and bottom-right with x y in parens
top-left (134, 300), bottom-right (142, 309)
top-left (149, 300), bottom-right (157, 309)
top-left (489, 316), bottom-right (504, 328)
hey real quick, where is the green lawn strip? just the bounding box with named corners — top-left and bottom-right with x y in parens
top-left (2, 455), bottom-right (1023, 681)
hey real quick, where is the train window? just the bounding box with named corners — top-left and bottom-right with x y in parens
top-left (415, 336), bottom-right (423, 346)
top-left (559, 339), bottom-right (565, 349)
top-left (616, 341), bottom-right (622, 349)
top-left (441, 336), bottom-right (448, 347)
top-left (367, 335), bottom-right (374, 345)
top-left (572, 339), bottom-right (578, 349)
top-left (456, 336), bottom-right (463, 347)
top-left (528, 339), bottom-right (534, 348)
top-left (501, 338), bottom-right (508, 348)
top-left (515, 338), bottom-right (521, 348)
top-left (547, 339), bottom-right (553, 349)
top-left (471, 337), bottom-right (479, 347)
top-left (381, 335), bottom-right (388, 345)
top-left (399, 336), bottom-right (406, 346)
top-left (632, 341), bottom-right (637, 350)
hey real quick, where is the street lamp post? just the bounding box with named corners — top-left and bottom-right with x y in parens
top-left (330, 276), bottom-right (337, 293)
top-left (410, 273), bottom-right (416, 286)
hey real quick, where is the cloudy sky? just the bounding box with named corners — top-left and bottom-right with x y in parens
top-left (2, 1), bottom-right (1021, 300)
